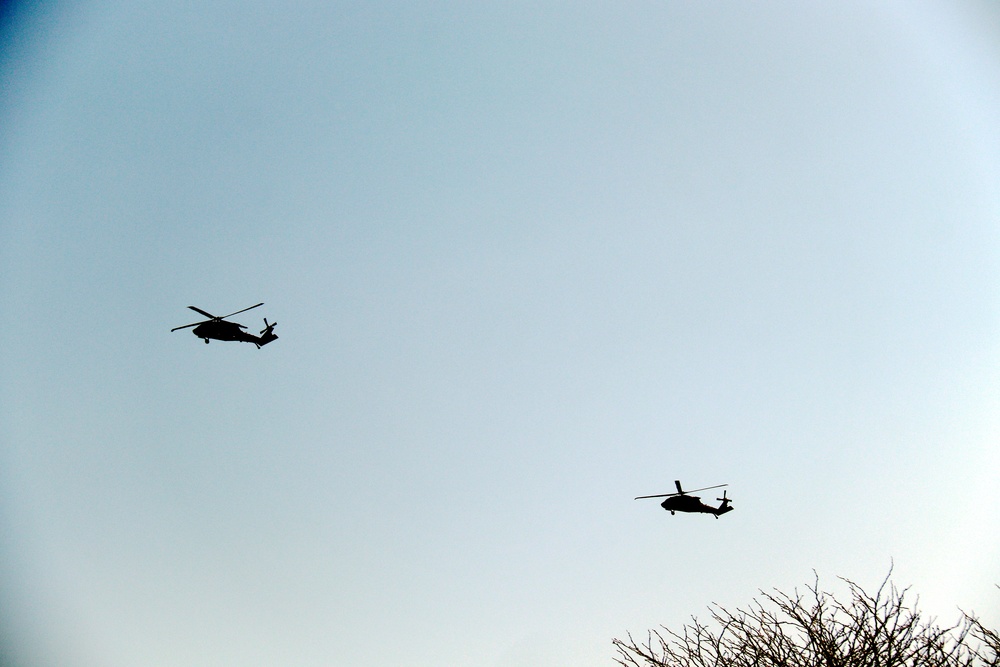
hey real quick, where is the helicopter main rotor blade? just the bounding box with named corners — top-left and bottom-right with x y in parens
top-left (218, 302), bottom-right (264, 320)
top-left (171, 320), bottom-right (209, 332)
top-left (683, 484), bottom-right (728, 495)
top-left (634, 484), bottom-right (727, 500)
top-left (187, 306), bottom-right (216, 319)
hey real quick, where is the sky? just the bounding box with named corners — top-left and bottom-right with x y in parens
top-left (1, 2), bottom-right (1000, 666)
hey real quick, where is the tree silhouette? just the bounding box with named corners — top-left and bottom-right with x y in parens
top-left (614, 573), bottom-right (999, 667)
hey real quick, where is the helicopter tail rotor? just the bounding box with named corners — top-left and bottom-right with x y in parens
top-left (257, 318), bottom-right (279, 346)
top-left (716, 490), bottom-right (734, 514)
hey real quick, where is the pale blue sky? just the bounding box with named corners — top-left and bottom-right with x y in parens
top-left (2, 2), bottom-right (1000, 666)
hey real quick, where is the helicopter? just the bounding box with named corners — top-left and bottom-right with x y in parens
top-left (171, 303), bottom-right (278, 348)
top-left (635, 480), bottom-right (733, 518)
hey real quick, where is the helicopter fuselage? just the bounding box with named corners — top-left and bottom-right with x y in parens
top-left (191, 320), bottom-right (277, 347)
top-left (661, 494), bottom-right (733, 516)
top-left (193, 320), bottom-right (253, 343)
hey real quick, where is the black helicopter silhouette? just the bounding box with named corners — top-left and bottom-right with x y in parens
top-left (635, 480), bottom-right (733, 518)
top-left (171, 303), bottom-right (278, 348)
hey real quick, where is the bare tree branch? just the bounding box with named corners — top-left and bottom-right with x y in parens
top-left (615, 572), bottom-right (996, 667)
